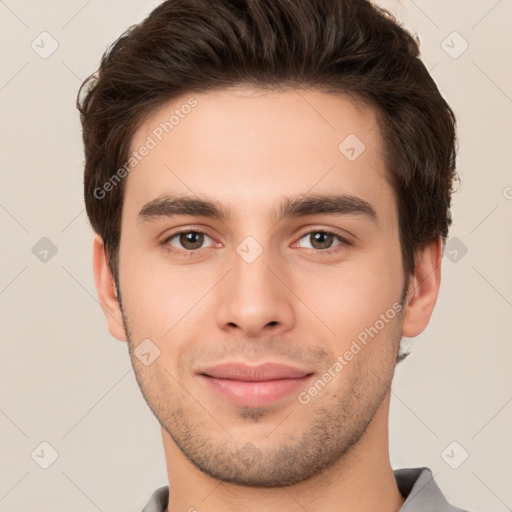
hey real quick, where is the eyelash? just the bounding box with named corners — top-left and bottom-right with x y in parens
top-left (160, 227), bottom-right (351, 257)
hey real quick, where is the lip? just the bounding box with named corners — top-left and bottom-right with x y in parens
top-left (196, 362), bottom-right (315, 407)
top-left (198, 362), bottom-right (312, 381)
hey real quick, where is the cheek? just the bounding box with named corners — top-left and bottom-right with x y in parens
top-left (291, 248), bottom-right (404, 346)
top-left (121, 263), bottom-right (215, 340)
top-left (118, 232), bottom-right (208, 339)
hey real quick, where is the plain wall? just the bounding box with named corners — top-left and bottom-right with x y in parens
top-left (1, 1), bottom-right (511, 510)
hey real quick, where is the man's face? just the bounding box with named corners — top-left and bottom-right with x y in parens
top-left (116, 87), bottom-right (407, 486)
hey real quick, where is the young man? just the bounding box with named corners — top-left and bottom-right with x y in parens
top-left (78, 0), bottom-right (468, 510)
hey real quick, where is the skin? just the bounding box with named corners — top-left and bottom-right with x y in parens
top-left (93, 87), bottom-right (442, 512)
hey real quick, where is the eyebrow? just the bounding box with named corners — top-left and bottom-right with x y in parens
top-left (137, 193), bottom-right (378, 225)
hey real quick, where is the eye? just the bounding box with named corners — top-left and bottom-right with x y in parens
top-left (296, 230), bottom-right (349, 252)
top-left (161, 228), bottom-right (350, 256)
top-left (164, 230), bottom-right (215, 252)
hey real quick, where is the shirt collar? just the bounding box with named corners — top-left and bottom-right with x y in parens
top-left (395, 467), bottom-right (468, 511)
top-left (141, 467), bottom-right (467, 512)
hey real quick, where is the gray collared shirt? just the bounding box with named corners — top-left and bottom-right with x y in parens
top-left (141, 467), bottom-right (470, 512)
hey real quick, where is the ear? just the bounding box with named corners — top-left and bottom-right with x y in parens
top-left (92, 234), bottom-right (128, 342)
top-left (401, 238), bottom-right (442, 338)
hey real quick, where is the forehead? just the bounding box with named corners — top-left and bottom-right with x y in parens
top-left (123, 86), bottom-right (393, 221)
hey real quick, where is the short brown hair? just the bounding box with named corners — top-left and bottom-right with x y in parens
top-left (78, 0), bottom-right (457, 283)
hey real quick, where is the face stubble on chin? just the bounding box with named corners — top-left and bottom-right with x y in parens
top-left (119, 297), bottom-right (404, 488)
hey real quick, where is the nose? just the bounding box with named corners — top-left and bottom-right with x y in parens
top-left (215, 243), bottom-right (295, 339)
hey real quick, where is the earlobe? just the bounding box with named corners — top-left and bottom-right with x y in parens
top-left (92, 234), bottom-right (128, 342)
top-left (401, 239), bottom-right (442, 338)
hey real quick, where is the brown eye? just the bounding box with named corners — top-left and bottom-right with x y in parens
top-left (299, 231), bottom-right (342, 251)
top-left (167, 231), bottom-right (213, 251)
top-left (311, 232), bottom-right (334, 250)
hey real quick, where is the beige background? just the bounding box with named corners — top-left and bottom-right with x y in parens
top-left (1, 1), bottom-right (511, 510)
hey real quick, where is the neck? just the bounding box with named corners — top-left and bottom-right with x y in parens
top-left (161, 394), bottom-right (405, 512)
